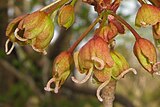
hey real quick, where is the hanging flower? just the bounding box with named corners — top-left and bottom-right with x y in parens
top-left (5, 11), bottom-right (54, 55)
top-left (44, 51), bottom-right (73, 93)
top-left (134, 37), bottom-right (160, 74)
top-left (135, 4), bottom-right (160, 27)
top-left (58, 5), bottom-right (75, 29)
top-left (72, 36), bottom-right (114, 84)
top-left (94, 50), bottom-right (137, 102)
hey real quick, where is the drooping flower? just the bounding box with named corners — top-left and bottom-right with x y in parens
top-left (58, 5), bottom-right (75, 29)
top-left (94, 50), bottom-right (137, 102)
top-left (133, 37), bottom-right (160, 74)
top-left (72, 36), bottom-right (114, 84)
top-left (5, 11), bottom-right (54, 55)
top-left (44, 51), bottom-right (73, 93)
top-left (135, 4), bottom-right (160, 27)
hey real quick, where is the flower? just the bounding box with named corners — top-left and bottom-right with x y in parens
top-left (44, 51), bottom-right (73, 93)
top-left (72, 36), bottom-right (114, 84)
top-left (135, 4), bottom-right (160, 27)
top-left (5, 11), bottom-right (54, 55)
top-left (58, 5), bottom-right (75, 29)
top-left (134, 38), bottom-right (157, 73)
top-left (95, 22), bottom-right (118, 42)
top-left (94, 50), bottom-right (137, 102)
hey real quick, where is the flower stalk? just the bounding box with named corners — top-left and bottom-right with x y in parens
top-left (108, 11), bottom-right (141, 40)
top-left (40, 0), bottom-right (69, 14)
top-left (101, 81), bottom-right (117, 107)
top-left (68, 14), bottom-right (102, 53)
top-left (138, 0), bottom-right (145, 5)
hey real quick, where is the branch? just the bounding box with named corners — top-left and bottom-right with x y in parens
top-left (101, 81), bottom-right (116, 107)
top-left (0, 59), bottom-right (44, 101)
top-left (64, 80), bottom-right (135, 107)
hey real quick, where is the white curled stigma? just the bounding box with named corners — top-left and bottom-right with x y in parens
top-left (91, 56), bottom-right (105, 70)
top-left (44, 78), bottom-right (59, 93)
top-left (96, 79), bottom-right (110, 102)
top-left (71, 67), bottom-right (93, 84)
top-left (5, 39), bottom-right (15, 55)
top-left (14, 28), bottom-right (27, 41)
top-left (153, 62), bottom-right (160, 75)
top-left (116, 68), bottom-right (137, 80)
top-left (32, 45), bottom-right (47, 55)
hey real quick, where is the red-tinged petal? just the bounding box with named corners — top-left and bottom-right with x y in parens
top-left (94, 67), bottom-right (111, 83)
top-left (107, 22), bottom-right (118, 41)
top-left (108, 15), bottom-right (125, 34)
top-left (94, 36), bottom-right (114, 67)
top-left (138, 38), bottom-right (157, 64)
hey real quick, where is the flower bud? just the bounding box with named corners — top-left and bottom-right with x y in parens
top-left (108, 15), bottom-right (125, 34)
top-left (58, 5), bottom-right (75, 29)
top-left (44, 51), bottom-right (73, 93)
top-left (135, 4), bottom-right (160, 27)
top-left (96, 22), bottom-right (118, 42)
top-left (134, 38), bottom-right (157, 73)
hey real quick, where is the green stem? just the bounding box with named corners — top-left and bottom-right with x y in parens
top-left (40, 0), bottom-right (69, 13)
top-left (70, 0), bottom-right (77, 6)
top-left (68, 15), bottom-right (102, 53)
top-left (108, 11), bottom-right (141, 40)
top-left (99, 11), bottom-right (108, 28)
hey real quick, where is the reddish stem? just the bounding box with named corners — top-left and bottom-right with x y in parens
top-left (138, 0), bottom-right (145, 5)
top-left (68, 15), bottom-right (102, 53)
top-left (109, 12), bottom-right (141, 40)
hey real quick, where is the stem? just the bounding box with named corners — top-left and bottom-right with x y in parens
top-left (101, 80), bottom-right (117, 107)
top-left (40, 0), bottom-right (69, 13)
top-left (99, 11), bottom-right (108, 28)
top-left (108, 11), bottom-right (141, 40)
top-left (68, 15), bottom-right (102, 53)
top-left (70, 0), bottom-right (77, 6)
top-left (137, 0), bottom-right (145, 5)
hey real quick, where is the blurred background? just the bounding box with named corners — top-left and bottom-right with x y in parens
top-left (0, 0), bottom-right (160, 107)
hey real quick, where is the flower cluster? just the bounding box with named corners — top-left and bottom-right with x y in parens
top-left (5, 0), bottom-right (160, 103)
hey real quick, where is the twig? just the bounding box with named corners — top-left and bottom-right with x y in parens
top-left (101, 81), bottom-right (116, 107)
